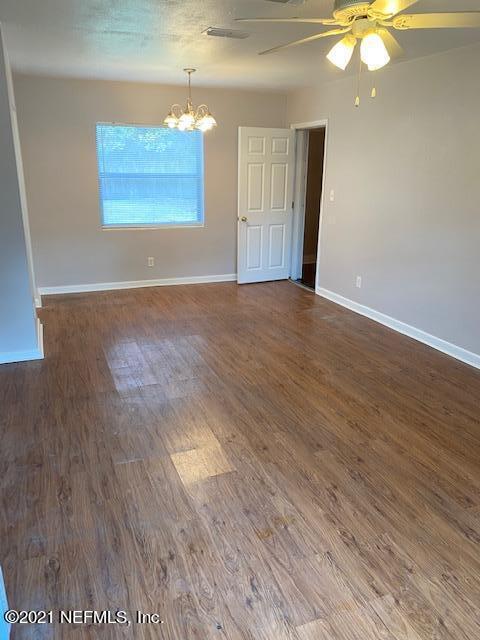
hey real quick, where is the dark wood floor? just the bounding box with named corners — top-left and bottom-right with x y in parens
top-left (1, 281), bottom-right (479, 639)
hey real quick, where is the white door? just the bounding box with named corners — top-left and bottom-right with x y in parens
top-left (237, 127), bottom-right (295, 284)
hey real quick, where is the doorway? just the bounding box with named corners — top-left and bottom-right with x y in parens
top-left (291, 123), bottom-right (327, 291)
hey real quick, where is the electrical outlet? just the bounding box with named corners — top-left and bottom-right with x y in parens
top-left (329, 189), bottom-right (335, 202)
top-left (356, 276), bottom-right (362, 289)
top-left (147, 257), bottom-right (155, 267)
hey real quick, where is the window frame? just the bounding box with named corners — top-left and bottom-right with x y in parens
top-left (95, 122), bottom-right (205, 231)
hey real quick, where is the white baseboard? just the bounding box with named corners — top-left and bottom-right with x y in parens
top-left (0, 318), bottom-right (44, 365)
top-left (317, 287), bottom-right (480, 370)
top-left (38, 273), bottom-right (237, 296)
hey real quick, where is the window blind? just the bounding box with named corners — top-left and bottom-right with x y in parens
top-left (96, 124), bottom-right (204, 227)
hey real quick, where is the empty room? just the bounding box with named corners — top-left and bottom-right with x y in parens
top-left (1, 0), bottom-right (479, 638)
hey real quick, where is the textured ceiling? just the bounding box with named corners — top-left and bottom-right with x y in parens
top-left (1, 0), bottom-right (479, 89)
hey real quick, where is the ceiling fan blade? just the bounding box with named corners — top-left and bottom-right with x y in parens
top-left (377, 28), bottom-right (404, 59)
top-left (369, 0), bottom-right (419, 19)
top-left (258, 27), bottom-right (351, 56)
top-left (393, 12), bottom-right (480, 30)
top-left (236, 17), bottom-right (339, 25)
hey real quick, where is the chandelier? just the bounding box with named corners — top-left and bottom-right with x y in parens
top-left (163, 69), bottom-right (217, 133)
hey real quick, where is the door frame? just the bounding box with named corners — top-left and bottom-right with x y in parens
top-left (289, 119), bottom-right (329, 290)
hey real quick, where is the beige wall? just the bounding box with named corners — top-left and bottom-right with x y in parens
top-left (14, 74), bottom-right (286, 287)
top-left (0, 27), bottom-right (40, 362)
top-left (287, 42), bottom-right (480, 357)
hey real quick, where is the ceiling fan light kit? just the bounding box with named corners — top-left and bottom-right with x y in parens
top-left (237, 0), bottom-right (480, 103)
top-left (326, 33), bottom-right (356, 70)
top-left (360, 31), bottom-right (390, 70)
top-left (164, 69), bottom-right (217, 132)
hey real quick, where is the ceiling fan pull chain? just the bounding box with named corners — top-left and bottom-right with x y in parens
top-left (370, 66), bottom-right (378, 100)
top-left (354, 47), bottom-right (362, 107)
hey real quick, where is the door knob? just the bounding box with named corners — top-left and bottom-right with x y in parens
top-left (240, 216), bottom-right (248, 222)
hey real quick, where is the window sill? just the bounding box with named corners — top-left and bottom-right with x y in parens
top-left (101, 223), bottom-right (205, 230)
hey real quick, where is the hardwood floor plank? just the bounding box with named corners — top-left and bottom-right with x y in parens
top-left (297, 601), bottom-right (395, 640)
top-left (369, 594), bottom-right (424, 640)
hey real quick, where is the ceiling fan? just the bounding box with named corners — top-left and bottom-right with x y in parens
top-left (237, 0), bottom-right (480, 72)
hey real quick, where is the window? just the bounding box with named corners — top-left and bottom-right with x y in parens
top-left (96, 124), bottom-right (204, 228)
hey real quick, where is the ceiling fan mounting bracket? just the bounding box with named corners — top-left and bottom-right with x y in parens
top-left (333, 1), bottom-right (371, 24)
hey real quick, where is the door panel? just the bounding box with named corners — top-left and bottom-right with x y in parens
top-left (271, 163), bottom-right (288, 210)
top-left (246, 225), bottom-right (263, 271)
top-left (272, 136), bottom-right (289, 155)
top-left (238, 127), bottom-right (295, 284)
top-left (248, 136), bottom-right (266, 154)
top-left (268, 224), bottom-right (285, 268)
top-left (247, 163), bottom-right (265, 212)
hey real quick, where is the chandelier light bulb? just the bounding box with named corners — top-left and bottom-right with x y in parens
top-left (197, 112), bottom-right (217, 132)
top-left (163, 112), bottom-right (178, 129)
top-left (179, 111), bottom-right (195, 128)
top-left (360, 31), bottom-right (390, 71)
top-left (196, 118), bottom-right (209, 132)
top-left (327, 34), bottom-right (356, 70)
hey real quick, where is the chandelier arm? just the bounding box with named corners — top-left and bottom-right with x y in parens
top-left (195, 104), bottom-right (210, 118)
top-left (170, 104), bottom-right (183, 116)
